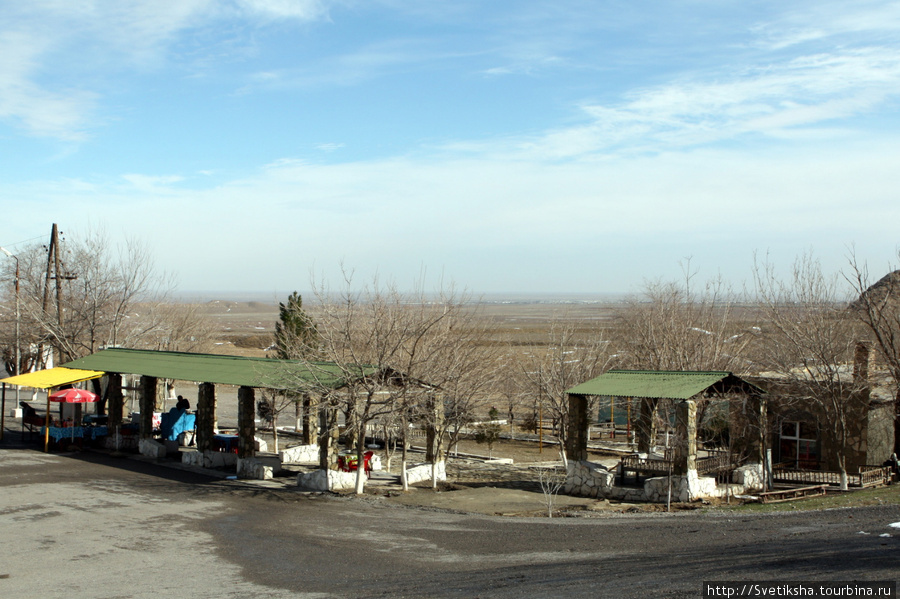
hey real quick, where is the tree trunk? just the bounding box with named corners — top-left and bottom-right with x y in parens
top-left (271, 409), bottom-right (279, 454)
top-left (383, 423), bottom-right (393, 472)
top-left (355, 421), bottom-right (366, 495)
top-left (838, 455), bottom-right (849, 491)
top-left (401, 427), bottom-right (409, 492)
top-left (895, 390), bottom-right (900, 457)
top-left (344, 403), bottom-right (357, 451)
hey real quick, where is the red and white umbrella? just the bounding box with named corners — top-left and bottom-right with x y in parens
top-left (49, 388), bottom-right (98, 403)
top-left (48, 388), bottom-right (98, 442)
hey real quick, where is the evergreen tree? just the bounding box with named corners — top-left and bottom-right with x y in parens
top-left (273, 292), bottom-right (319, 360)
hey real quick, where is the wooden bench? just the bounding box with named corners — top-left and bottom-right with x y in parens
top-left (758, 485), bottom-right (827, 503)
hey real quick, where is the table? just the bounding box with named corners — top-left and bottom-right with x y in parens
top-left (41, 425), bottom-right (109, 443)
top-left (43, 426), bottom-right (84, 443)
top-left (212, 434), bottom-right (239, 453)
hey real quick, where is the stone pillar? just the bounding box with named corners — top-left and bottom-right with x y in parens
top-left (301, 394), bottom-right (316, 446)
top-left (565, 394), bottom-right (588, 462)
top-left (673, 400), bottom-right (697, 476)
top-left (106, 373), bottom-right (124, 432)
top-left (196, 382), bottom-right (216, 452)
top-left (318, 405), bottom-right (339, 470)
top-left (746, 394), bottom-right (767, 466)
top-left (636, 397), bottom-right (658, 454)
top-left (139, 376), bottom-right (157, 439)
top-left (237, 386), bottom-right (255, 459)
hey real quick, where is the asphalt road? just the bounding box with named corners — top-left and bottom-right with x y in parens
top-left (1, 444), bottom-right (898, 599)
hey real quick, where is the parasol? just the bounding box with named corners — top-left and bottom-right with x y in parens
top-left (48, 388), bottom-right (99, 442)
top-left (49, 388), bottom-right (99, 403)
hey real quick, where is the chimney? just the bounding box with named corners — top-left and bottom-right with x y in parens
top-left (853, 341), bottom-right (871, 385)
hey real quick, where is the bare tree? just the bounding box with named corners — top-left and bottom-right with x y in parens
top-left (144, 302), bottom-right (216, 354)
top-left (410, 299), bottom-right (500, 488)
top-left (536, 465), bottom-right (566, 517)
top-left (303, 272), bottom-right (462, 495)
top-left (614, 269), bottom-right (753, 372)
top-left (270, 270), bottom-right (502, 494)
top-left (612, 267), bottom-right (754, 452)
top-left (521, 316), bottom-right (612, 466)
top-left (2, 230), bottom-right (177, 366)
top-left (754, 253), bottom-right (867, 490)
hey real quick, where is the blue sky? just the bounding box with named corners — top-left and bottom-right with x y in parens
top-left (2, 1), bottom-right (900, 296)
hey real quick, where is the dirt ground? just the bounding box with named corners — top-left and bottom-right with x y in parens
top-left (4, 444), bottom-right (897, 599)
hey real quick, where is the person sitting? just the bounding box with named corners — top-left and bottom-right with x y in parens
top-left (20, 402), bottom-right (46, 436)
top-left (20, 401), bottom-right (39, 419)
top-left (175, 395), bottom-right (190, 411)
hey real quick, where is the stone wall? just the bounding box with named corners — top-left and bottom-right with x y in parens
top-left (279, 443), bottom-right (319, 464)
top-left (404, 461), bottom-right (446, 485)
top-left (237, 456), bottom-right (278, 480)
top-left (565, 460), bottom-right (765, 503)
top-left (104, 432), bottom-right (138, 452)
top-left (867, 401), bottom-right (894, 466)
top-left (183, 449), bottom-right (237, 469)
top-left (138, 438), bottom-right (166, 459)
top-left (296, 469), bottom-right (358, 492)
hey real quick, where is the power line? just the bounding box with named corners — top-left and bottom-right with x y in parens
top-left (0, 234), bottom-right (47, 249)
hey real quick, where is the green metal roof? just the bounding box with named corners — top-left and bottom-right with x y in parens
top-left (63, 348), bottom-right (371, 390)
top-left (566, 369), bottom-right (762, 400)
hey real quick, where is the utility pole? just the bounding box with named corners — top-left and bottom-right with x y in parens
top-left (40, 224), bottom-right (76, 366)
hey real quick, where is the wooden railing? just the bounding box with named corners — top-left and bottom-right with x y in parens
top-left (697, 451), bottom-right (732, 474)
top-left (619, 450), bottom-right (735, 486)
top-left (773, 465), bottom-right (894, 488)
top-left (858, 465), bottom-right (893, 488)
top-left (773, 468), bottom-right (843, 485)
top-left (620, 455), bottom-right (671, 477)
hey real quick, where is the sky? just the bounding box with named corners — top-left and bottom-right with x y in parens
top-left (2, 0), bottom-right (900, 297)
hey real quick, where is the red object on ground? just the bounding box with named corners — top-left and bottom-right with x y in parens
top-left (338, 451), bottom-right (374, 477)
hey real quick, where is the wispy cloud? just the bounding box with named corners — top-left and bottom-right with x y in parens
top-left (0, 0), bottom-right (334, 140)
top-left (446, 41), bottom-right (900, 161)
top-left (0, 31), bottom-right (96, 140)
top-left (236, 0), bottom-right (330, 21)
top-left (752, 1), bottom-right (900, 50)
top-left (7, 138), bottom-right (900, 293)
top-left (243, 38), bottom-right (454, 91)
top-left (121, 174), bottom-right (185, 192)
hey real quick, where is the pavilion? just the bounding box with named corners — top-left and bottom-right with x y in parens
top-left (564, 369), bottom-right (767, 502)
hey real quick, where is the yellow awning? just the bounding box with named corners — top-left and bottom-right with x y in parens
top-left (0, 367), bottom-right (105, 389)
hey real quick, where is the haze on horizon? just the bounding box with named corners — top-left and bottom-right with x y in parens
top-left (2, 2), bottom-right (900, 296)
